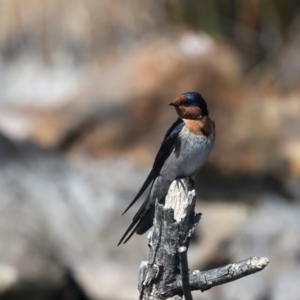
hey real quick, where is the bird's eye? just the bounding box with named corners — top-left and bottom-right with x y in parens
top-left (185, 100), bottom-right (191, 106)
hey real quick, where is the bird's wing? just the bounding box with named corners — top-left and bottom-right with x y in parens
top-left (122, 118), bottom-right (184, 215)
top-left (118, 118), bottom-right (184, 245)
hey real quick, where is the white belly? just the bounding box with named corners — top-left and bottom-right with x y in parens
top-left (161, 126), bottom-right (214, 179)
top-left (149, 126), bottom-right (215, 203)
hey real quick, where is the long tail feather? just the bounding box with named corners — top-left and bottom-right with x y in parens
top-left (136, 205), bottom-right (155, 235)
top-left (122, 182), bottom-right (154, 216)
top-left (122, 194), bottom-right (141, 215)
top-left (122, 220), bottom-right (142, 244)
top-left (118, 195), bottom-right (152, 245)
top-left (117, 217), bottom-right (140, 246)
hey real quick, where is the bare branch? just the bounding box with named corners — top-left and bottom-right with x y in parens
top-left (169, 256), bottom-right (269, 294)
top-left (178, 246), bottom-right (193, 300)
top-left (138, 178), bottom-right (269, 300)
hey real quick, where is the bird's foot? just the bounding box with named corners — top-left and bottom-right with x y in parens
top-left (188, 177), bottom-right (195, 189)
top-left (175, 177), bottom-right (194, 191)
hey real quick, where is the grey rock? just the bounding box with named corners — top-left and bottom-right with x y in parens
top-left (229, 195), bottom-right (300, 299)
top-left (270, 268), bottom-right (300, 300)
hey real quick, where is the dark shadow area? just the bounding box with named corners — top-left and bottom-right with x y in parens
top-left (0, 270), bottom-right (91, 300)
top-left (0, 132), bottom-right (62, 163)
top-left (195, 164), bottom-right (293, 201)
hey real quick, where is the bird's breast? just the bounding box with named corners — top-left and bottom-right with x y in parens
top-left (162, 126), bottom-right (215, 179)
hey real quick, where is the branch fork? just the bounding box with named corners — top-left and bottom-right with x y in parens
top-left (138, 178), bottom-right (269, 300)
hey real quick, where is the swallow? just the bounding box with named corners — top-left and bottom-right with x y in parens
top-left (118, 92), bottom-right (215, 245)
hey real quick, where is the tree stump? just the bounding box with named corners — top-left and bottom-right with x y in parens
top-left (138, 178), bottom-right (269, 300)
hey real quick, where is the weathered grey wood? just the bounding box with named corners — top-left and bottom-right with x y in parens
top-left (138, 178), bottom-right (199, 300)
top-left (170, 256), bottom-right (269, 294)
top-left (138, 178), bottom-right (269, 300)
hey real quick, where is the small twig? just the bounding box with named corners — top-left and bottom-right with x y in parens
top-left (178, 246), bottom-right (193, 300)
top-left (190, 256), bottom-right (269, 292)
top-left (170, 256), bottom-right (270, 294)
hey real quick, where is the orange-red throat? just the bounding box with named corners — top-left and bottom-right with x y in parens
top-left (169, 92), bottom-right (209, 120)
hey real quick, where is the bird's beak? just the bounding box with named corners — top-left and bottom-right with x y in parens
top-left (169, 102), bottom-right (179, 106)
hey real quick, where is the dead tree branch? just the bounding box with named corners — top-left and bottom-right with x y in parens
top-left (178, 246), bottom-right (193, 300)
top-left (138, 178), bottom-right (269, 300)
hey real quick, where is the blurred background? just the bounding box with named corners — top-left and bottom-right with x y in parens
top-left (0, 0), bottom-right (300, 299)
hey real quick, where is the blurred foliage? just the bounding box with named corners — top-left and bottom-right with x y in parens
top-left (165, 0), bottom-right (300, 67)
top-left (0, 0), bottom-right (300, 69)
top-left (165, 0), bottom-right (299, 37)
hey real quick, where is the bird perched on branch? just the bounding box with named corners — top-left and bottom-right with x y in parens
top-left (118, 92), bottom-right (215, 245)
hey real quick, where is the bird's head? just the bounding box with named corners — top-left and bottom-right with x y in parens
top-left (169, 92), bottom-right (209, 120)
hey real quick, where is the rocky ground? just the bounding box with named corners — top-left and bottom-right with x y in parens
top-left (0, 131), bottom-right (300, 300)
